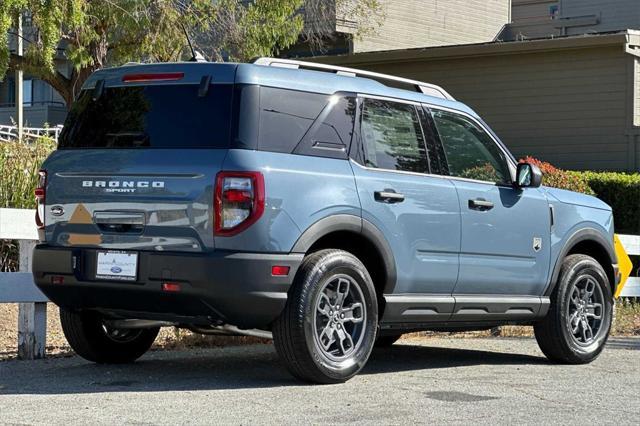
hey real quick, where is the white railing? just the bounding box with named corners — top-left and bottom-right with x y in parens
top-left (0, 208), bottom-right (639, 360)
top-left (0, 208), bottom-right (47, 360)
top-left (0, 124), bottom-right (63, 143)
top-left (618, 234), bottom-right (640, 297)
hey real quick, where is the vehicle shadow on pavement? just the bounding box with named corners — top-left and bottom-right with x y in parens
top-left (0, 341), bottom-right (552, 395)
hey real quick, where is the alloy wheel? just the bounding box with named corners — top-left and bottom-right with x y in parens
top-left (312, 274), bottom-right (367, 361)
top-left (566, 275), bottom-right (604, 346)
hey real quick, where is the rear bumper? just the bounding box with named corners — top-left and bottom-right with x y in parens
top-left (32, 245), bottom-right (303, 328)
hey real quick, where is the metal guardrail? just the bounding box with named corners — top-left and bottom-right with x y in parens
top-left (0, 208), bottom-right (639, 359)
top-left (0, 124), bottom-right (63, 143)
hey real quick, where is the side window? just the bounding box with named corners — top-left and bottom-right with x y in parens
top-left (259, 87), bottom-right (326, 153)
top-left (294, 96), bottom-right (357, 159)
top-left (431, 110), bottom-right (511, 184)
top-left (361, 98), bottom-right (429, 174)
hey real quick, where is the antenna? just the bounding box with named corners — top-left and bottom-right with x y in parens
top-left (180, 23), bottom-right (206, 62)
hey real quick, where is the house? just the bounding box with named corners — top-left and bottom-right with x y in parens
top-left (0, 21), bottom-right (67, 128)
top-left (286, 0), bottom-right (511, 56)
top-left (311, 0), bottom-right (640, 172)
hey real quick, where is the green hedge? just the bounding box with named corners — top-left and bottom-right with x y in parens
top-left (522, 157), bottom-right (639, 235)
top-left (578, 171), bottom-right (640, 235)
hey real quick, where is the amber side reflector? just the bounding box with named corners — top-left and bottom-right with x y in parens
top-left (162, 282), bottom-right (181, 292)
top-left (122, 72), bottom-right (184, 83)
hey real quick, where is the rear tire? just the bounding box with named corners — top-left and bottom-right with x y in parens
top-left (534, 254), bottom-right (612, 364)
top-left (60, 308), bottom-right (159, 364)
top-left (273, 249), bottom-right (378, 384)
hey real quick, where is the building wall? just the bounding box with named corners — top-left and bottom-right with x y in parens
top-left (336, 45), bottom-right (634, 171)
top-left (0, 105), bottom-right (67, 127)
top-left (507, 0), bottom-right (559, 39)
top-left (561, 0), bottom-right (640, 35)
top-left (507, 0), bottom-right (640, 40)
top-left (352, 0), bottom-right (511, 53)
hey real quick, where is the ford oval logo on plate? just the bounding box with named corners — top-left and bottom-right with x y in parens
top-left (50, 205), bottom-right (64, 216)
top-left (110, 266), bottom-right (122, 274)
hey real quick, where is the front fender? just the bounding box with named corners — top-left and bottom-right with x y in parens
top-left (545, 224), bottom-right (616, 296)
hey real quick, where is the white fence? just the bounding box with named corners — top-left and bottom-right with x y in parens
top-left (0, 208), bottom-right (639, 360)
top-left (0, 124), bottom-right (62, 143)
top-left (0, 208), bottom-right (47, 360)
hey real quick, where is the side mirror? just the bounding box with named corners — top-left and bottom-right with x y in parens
top-left (515, 162), bottom-right (542, 188)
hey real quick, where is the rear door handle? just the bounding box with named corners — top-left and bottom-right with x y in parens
top-left (468, 198), bottom-right (494, 211)
top-left (374, 190), bottom-right (405, 203)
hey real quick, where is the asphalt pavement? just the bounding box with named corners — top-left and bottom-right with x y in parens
top-left (0, 336), bottom-right (638, 425)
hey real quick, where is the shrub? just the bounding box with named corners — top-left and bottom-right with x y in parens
top-left (521, 157), bottom-right (640, 235)
top-left (520, 156), bottom-right (594, 195)
top-left (0, 139), bottom-right (55, 208)
top-left (0, 139), bottom-right (55, 271)
top-left (579, 171), bottom-right (640, 235)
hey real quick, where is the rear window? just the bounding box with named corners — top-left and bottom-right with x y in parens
top-left (59, 84), bottom-right (233, 149)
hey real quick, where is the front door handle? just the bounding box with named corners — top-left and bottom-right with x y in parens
top-left (468, 198), bottom-right (494, 211)
top-left (374, 190), bottom-right (405, 203)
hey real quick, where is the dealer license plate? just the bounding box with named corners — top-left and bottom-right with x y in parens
top-left (96, 250), bottom-right (138, 281)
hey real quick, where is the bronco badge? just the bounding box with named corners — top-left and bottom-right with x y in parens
top-left (533, 237), bottom-right (542, 252)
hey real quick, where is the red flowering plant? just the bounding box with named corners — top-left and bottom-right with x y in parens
top-left (519, 156), bottom-right (594, 195)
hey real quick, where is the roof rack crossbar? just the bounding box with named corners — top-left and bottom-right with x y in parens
top-left (252, 57), bottom-right (455, 101)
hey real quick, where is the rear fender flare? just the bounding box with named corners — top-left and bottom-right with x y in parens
top-left (291, 214), bottom-right (397, 294)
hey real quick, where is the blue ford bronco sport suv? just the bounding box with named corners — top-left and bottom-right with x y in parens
top-left (32, 58), bottom-right (621, 383)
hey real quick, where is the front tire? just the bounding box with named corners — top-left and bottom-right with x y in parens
top-left (534, 254), bottom-right (613, 364)
top-left (60, 308), bottom-right (159, 364)
top-left (273, 249), bottom-right (378, 384)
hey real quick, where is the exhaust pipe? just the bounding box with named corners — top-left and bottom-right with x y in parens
top-left (105, 319), bottom-right (273, 340)
top-left (105, 319), bottom-right (177, 329)
top-left (188, 324), bottom-right (272, 340)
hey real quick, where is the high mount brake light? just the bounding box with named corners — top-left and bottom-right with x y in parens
top-left (121, 72), bottom-right (184, 83)
top-left (214, 171), bottom-right (265, 237)
top-left (34, 169), bottom-right (47, 229)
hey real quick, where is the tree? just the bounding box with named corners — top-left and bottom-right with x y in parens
top-left (0, 0), bottom-right (383, 109)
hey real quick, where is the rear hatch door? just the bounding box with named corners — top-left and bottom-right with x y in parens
top-left (41, 63), bottom-right (237, 252)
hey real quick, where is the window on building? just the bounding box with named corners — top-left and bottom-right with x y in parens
top-left (361, 98), bottom-right (429, 174)
top-left (23, 80), bottom-right (33, 106)
top-left (431, 109), bottom-right (511, 184)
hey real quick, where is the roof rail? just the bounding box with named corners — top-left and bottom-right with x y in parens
top-left (252, 57), bottom-right (455, 101)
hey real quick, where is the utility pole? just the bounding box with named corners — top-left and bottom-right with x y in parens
top-left (14, 11), bottom-right (23, 141)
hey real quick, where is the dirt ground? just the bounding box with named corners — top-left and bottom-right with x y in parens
top-left (1, 301), bottom-right (638, 360)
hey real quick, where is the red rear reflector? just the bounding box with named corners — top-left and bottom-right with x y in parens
top-left (162, 282), bottom-right (181, 292)
top-left (122, 72), bottom-right (184, 83)
top-left (34, 188), bottom-right (45, 199)
top-left (271, 265), bottom-right (290, 276)
top-left (51, 276), bottom-right (64, 285)
top-left (223, 189), bottom-right (252, 203)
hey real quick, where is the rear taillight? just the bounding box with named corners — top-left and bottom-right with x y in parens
top-left (35, 169), bottom-right (47, 229)
top-left (214, 171), bottom-right (265, 236)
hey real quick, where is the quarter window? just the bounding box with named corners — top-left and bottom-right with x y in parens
top-left (431, 110), bottom-right (511, 184)
top-left (361, 99), bottom-right (429, 174)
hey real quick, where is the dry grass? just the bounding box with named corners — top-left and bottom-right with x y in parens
top-left (1, 300), bottom-right (638, 360)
